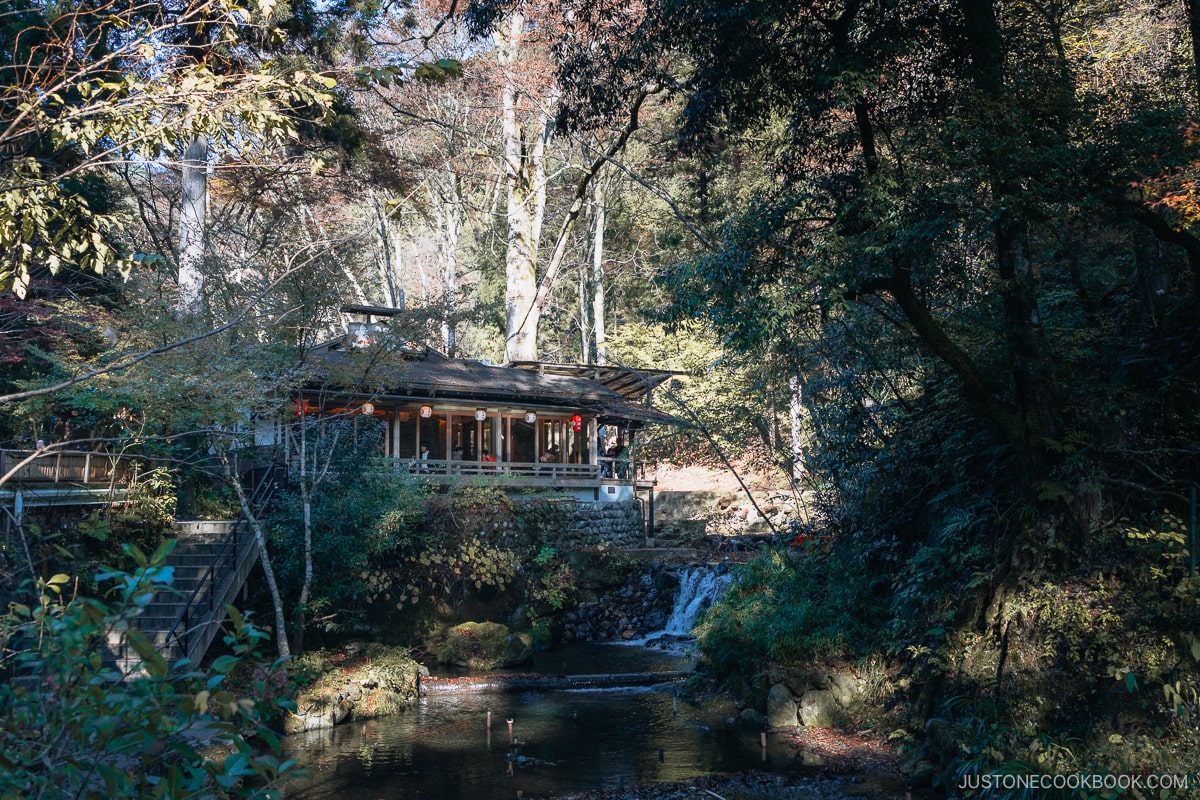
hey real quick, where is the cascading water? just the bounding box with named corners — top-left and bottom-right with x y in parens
top-left (661, 567), bottom-right (733, 637)
top-left (620, 566), bottom-right (733, 647)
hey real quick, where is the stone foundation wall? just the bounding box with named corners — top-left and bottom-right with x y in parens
top-left (557, 501), bottom-right (643, 549)
top-left (434, 498), bottom-right (644, 551)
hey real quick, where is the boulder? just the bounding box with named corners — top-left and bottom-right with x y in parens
top-left (828, 671), bottom-right (863, 709)
top-left (284, 645), bottom-right (423, 734)
top-left (798, 689), bottom-right (839, 727)
top-left (766, 682), bottom-right (799, 728)
top-left (439, 621), bottom-right (532, 669)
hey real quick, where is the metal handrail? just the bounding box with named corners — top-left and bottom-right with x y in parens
top-left (159, 464), bottom-right (277, 665)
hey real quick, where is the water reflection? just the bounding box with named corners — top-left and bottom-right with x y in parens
top-left (284, 686), bottom-right (785, 800)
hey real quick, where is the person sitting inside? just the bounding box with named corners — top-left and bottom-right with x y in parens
top-left (481, 448), bottom-right (497, 463)
top-left (539, 445), bottom-right (560, 463)
top-left (418, 444), bottom-right (431, 472)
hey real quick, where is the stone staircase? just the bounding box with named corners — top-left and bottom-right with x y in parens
top-left (108, 469), bottom-right (277, 672)
top-left (105, 521), bottom-right (257, 672)
top-left (147, 521), bottom-right (240, 663)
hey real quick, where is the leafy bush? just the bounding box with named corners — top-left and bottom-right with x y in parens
top-left (695, 546), bottom-right (883, 689)
top-left (0, 543), bottom-right (299, 799)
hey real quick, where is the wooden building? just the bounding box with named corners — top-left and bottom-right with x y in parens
top-left (287, 309), bottom-right (682, 504)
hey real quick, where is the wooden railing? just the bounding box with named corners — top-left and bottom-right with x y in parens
top-left (367, 457), bottom-right (602, 482)
top-left (0, 449), bottom-right (138, 485)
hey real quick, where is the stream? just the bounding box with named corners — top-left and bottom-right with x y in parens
top-left (280, 568), bottom-right (907, 799)
top-left (282, 677), bottom-right (786, 799)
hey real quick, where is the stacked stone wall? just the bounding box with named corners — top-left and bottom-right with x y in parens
top-left (428, 497), bottom-right (644, 551)
top-left (556, 500), bottom-right (643, 549)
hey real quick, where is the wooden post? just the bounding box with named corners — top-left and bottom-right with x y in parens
top-left (507, 718), bottom-right (514, 745)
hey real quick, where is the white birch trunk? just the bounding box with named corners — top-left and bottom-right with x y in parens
top-left (177, 136), bottom-right (208, 315)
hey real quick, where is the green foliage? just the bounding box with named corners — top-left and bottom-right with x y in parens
top-left (0, 545), bottom-right (300, 798)
top-left (1111, 514), bottom-right (1200, 724)
top-left (0, 0), bottom-right (336, 297)
top-left (78, 466), bottom-right (178, 571)
top-left (361, 536), bottom-right (518, 609)
top-left (524, 547), bottom-right (578, 618)
top-left (696, 548), bottom-right (883, 684)
top-left (267, 419), bottom-right (427, 637)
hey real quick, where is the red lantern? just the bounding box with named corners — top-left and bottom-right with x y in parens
top-left (295, 399), bottom-right (308, 417)
top-left (571, 414), bottom-right (582, 432)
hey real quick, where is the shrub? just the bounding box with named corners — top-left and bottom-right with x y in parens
top-left (0, 543), bottom-right (299, 799)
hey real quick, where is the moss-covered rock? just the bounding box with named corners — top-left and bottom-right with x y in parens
top-left (435, 621), bottom-right (533, 669)
top-left (284, 644), bottom-right (426, 734)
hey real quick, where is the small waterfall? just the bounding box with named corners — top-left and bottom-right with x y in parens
top-left (661, 567), bottom-right (733, 637)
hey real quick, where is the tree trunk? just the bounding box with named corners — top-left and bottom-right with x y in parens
top-left (956, 0), bottom-right (1055, 469)
top-left (297, 419), bottom-right (312, 655)
top-left (579, 261), bottom-right (589, 362)
top-left (177, 135), bottom-right (208, 315)
top-left (591, 177), bottom-right (608, 365)
top-left (433, 176), bottom-right (462, 354)
top-left (788, 374), bottom-right (804, 485)
top-left (370, 190), bottom-right (402, 309)
top-left (498, 11), bottom-right (550, 362)
top-left (226, 457), bottom-right (290, 659)
top-left (1188, 0), bottom-right (1200, 110)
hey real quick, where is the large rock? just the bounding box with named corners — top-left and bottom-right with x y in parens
top-left (438, 621), bottom-right (532, 669)
top-left (798, 689), bottom-right (839, 727)
top-left (766, 682), bottom-right (799, 728)
top-left (828, 671), bottom-right (863, 709)
top-left (284, 644), bottom-right (423, 734)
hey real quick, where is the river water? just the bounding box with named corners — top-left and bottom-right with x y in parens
top-left (283, 649), bottom-right (785, 800)
top-left (281, 569), bottom-right (906, 799)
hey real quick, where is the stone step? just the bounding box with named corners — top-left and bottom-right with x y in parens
top-left (168, 543), bottom-right (227, 558)
top-left (168, 552), bottom-right (228, 565)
